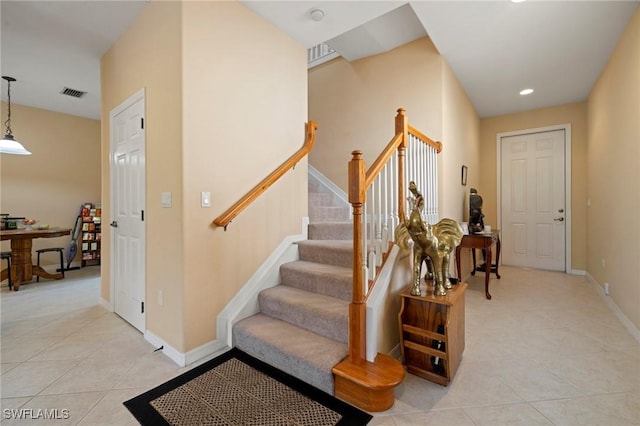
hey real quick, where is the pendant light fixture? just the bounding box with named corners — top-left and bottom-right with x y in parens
top-left (1, 76), bottom-right (31, 155)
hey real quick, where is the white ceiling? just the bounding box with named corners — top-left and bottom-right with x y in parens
top-left (1, 1), bottom-right (637, 121)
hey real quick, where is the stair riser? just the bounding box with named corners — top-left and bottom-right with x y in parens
top-left (308, 192), bottom-right (334, 207)
top-left (280, 264), bottom-right (352, 302)
top-left (309, 208), bottom-right (351, 223)
top-left (298, 244), bottom-right (353, 268)
top-left (258, 289), bottom-right (349, 343)
top-left (233, 314), bottom-right (349, 395)
top-left (308, 222), bottom-right (352, 240)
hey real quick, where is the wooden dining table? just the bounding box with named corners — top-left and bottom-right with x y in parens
top-left (1, 227), bottom-right (71, 291)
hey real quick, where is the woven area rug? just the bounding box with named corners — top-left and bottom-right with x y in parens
top-left (124, 348), bottom-right (372, 425)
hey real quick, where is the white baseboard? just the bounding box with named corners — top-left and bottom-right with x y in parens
top-left (185, 340), bottom-right (229, 366)
top-left (144, 330), bottom-right (186, 366)
top-left (216, 217), bottom-right (309, 347)
top-left (570, 269), bottom-right (586, 275)
top-left (144, 329), bottom-right (230, 367)
top-left (388, 343), bottom-right (401, 361)
top-left (99, 297), bottom-right (113, 311)
top-left (585, 272), bottom-right (640, 344)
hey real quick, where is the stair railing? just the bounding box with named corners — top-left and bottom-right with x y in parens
top-left (213, 121), bottom-right (318, 230)
top-left (347, 108), bottom-right (441, 363)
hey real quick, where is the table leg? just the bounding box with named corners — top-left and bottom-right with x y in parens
top-left (484, 247), bottom-right (492, 300)
top-left (11, 239), bottom-right (35, 291)
top-left (471, 249), bottom-right (477, 276)
top-left (455, 246), bottom-right (462, 281)
top-left (33, 266), bottom-right (64, 281)
top-left (494, 238), bottom-right (501, 279)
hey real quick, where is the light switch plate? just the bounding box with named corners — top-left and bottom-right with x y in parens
top-left (161, 192), bottom-right (172, 208)
top-left (201, 191), bottom-right (211, 208)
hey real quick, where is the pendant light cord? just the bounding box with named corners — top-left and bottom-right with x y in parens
top-left (4, 79), bottom-right (13, 137)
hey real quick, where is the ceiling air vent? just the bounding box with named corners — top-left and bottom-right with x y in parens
top-left (60, 87), bottom-right (86, 98)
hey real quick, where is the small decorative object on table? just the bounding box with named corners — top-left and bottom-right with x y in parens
top-left (469, 188), bottom-right (484, 234)
top-left (22, 218), bottom-right (37, 230)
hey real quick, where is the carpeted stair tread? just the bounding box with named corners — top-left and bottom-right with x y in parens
top-left (297, 240), bottom-right (353, 268)
top-left (259, 285), bottom-right (349, 343)
top-left (280, 260), bottom-right (352, 301)
top-left (308, 222), bottom-right (352, 240)
top-left (233, 314), bottom-right (348, 395)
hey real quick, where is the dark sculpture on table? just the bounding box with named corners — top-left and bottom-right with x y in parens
top-left (395, 182), bottom-right (463, 296)
top-left (469, 188), bottom-right (485, 234)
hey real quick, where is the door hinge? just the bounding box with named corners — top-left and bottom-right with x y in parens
top-left (141, 118), bottom-right (144, 129)
top-left (141, 210), bottom-right (144, 221)
top-left (141, 302), bottom-right (144, 314)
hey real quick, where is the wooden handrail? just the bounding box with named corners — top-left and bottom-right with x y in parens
top-left (213, 121), bottom-right (318, 229)
top-left (408, 124), bottom-right (442, 153)
top-left (364, 133), bottom-right (402, 188)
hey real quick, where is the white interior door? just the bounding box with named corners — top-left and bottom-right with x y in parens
top-left (500, 129), bottom-right (566, 271)
top-left (110, 89), bottom-right (146, 332)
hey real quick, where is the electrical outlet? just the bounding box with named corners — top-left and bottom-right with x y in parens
top-left (158, 290), bottom-right (164, 306)
top-left (601, 258), bottom-right (606, 268)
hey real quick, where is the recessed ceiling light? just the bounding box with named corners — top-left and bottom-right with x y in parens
top-left (511, 0), bottom-right (526, 3)
top-left (309, 8), bottom-right (325, 22)
top-left (520, 88), bottom-right (534, 96)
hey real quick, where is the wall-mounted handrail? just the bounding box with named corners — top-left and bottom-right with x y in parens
top-left (213, 121), bottom-right (318, 230)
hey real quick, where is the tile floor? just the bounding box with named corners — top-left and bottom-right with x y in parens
top-left (1, 265), bottom-right (639, 425)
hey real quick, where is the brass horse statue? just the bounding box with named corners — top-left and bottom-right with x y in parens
top-left (395, 182), bottom-right (463, 296)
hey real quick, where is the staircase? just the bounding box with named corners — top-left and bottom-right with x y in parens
top-left (232, 180), bottom-right (355, 396)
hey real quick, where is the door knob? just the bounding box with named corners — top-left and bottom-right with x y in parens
top-left (554, 217), bottom-right (564, 222)
top-left (110, 221), bottom-right (118, 228)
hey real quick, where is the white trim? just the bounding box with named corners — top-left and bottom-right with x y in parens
top-left (387, 343), bottom-right (402, 361)
top-left (185, 340), bottom-right (229, 366)
top-left (570, 269), bottom-right (586, 276)
top-left (217, 217), bottom-right (309, 347)
top-left (496, 124), bottom-right (572, 272)
top-left (308, 165), bottom-right (350, 210)
top-left (144, 330), bottom-right (230, 368)
top-left (144, 329), bottom-right (185, 367)
top-left (366, 245), bottom-right (400, 362)
top-left (585, 273), bottom-right (640, 344)
top-left (99, 297), bottom-right (113, 311)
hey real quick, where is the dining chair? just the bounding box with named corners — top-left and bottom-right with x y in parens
top-left (1, 251), bottom-right (12, 290)
top-left (36, 248), bottom-right (65, 282)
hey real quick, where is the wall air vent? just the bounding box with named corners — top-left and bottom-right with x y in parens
top-left (60, 87), bottom-right (86, 98)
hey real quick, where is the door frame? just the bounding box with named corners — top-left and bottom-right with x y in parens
top-left (109, 88), bottom-right (146, 323)
top-left (496, 123), bottom-right (572, 273)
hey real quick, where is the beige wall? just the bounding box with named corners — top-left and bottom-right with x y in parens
top-left (308, 37), bottom-right (443, 193)
top-left (479, 102), bottom-right (588, 271)
top-left (441, 61), bottom-right (481, 278)
top-left (101, 1), bottom-right (185, 350)
top-left (441, 61), bottom-right (480, 220)
top-left (101, 1), bottom-right (308, 352)
top-left (587, 8), bottom-right (639, 329)
top-left (180, 1), bottom-right (307, 350)
top-left (0, 103), bottom-right (100, 266)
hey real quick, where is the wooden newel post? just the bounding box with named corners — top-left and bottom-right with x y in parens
top-left (348, 150), bottom-right (367, 364)
top-left (395, 108), bottom-right (408, 222)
